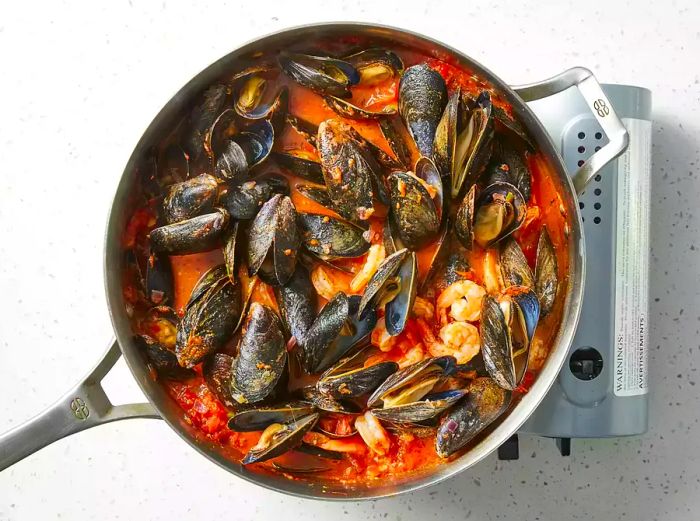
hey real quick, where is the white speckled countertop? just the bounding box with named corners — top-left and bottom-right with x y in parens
top-left (1, 1), bottom-right (698, 519)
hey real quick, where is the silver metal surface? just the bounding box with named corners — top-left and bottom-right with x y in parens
top-left (513, 67), bottom-right (629, 194)
top-left (0, 22), bottom-right (627, 500)
top-left (0, 339), bottom-right (157, 471)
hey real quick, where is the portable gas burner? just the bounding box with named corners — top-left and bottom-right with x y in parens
top-left (498, 83), bottom-right (652, 459)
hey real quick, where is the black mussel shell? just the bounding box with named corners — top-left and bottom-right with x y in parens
top-left (384, 250), bottom-right (417, 336)
top-left (324, 95), bottom-right (397, 120)
top-left (344, 48), bottom-right (404, 85)
top-left (435, 377), bottom-right (511, 458)
top-left (137, 334), bottom-right (192, 379)
top-left (228, 401), bottom-right (316, 432)
top-left (535, 227), bottom-right (558, 317)
top-left (357, 248), bottom-right (407, 319)
top-left (379, 117), bottom-right (412, 169)
top-left (388, 171), bottom-right (440, 250)
top-left (160, 143), bottom-right (189, 186)
top-left (454, 184), bottom-right (477, 250)
top-left (187, 264), bottom-right (227, 310)
top-left (298, 213), bottom-right (370, 259)
top-left (149, 208), bottom-right (229, 255)
top-left (162, 173), bottom-right (219, 225)
top-left (500, 238), bottom-right (534, 289)
top-left (175, 274), bottom-right (243, 368)
top-left (286, 114), bottom-right (319, 147)
top-left (472, 182), bottom-right (526, 248)
top-left (398, 63), bottom-right (447, 157)
top-left (242, 413), bottom-right (319, 465)
top-left (234, 68), bottom-right (289, 124)
top-left (317, 349), bottom-right (398, 399)
top-left (274, 264), bottom-right (317, 348)
top-left (183, 84), bottom-right (228, 162)
top-left (230, 303), bottom-right (287, 404)
top-left (145, 249), bottom-right (173, 306)
top-left (203, 353), bottom-right (236, 410)
top-left (279, 52), bottom-right (359, 98)
top-left (221, 174), bottom-right (289, 220)
top-left (296, 183), bottom-right (332, 207)
top-left (492, 104), bottom-right (535, 150)
top-left (270, 150), bottom-right (325, 185)
top-left (317, 119), bottom-right (376, 222)
top-left (371, 388), bottom-right (466, 423)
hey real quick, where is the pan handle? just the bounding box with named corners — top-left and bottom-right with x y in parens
top-left (0, 339), bottom-right (159, 471)
top-left (512, 67), bottom-right (629, 194)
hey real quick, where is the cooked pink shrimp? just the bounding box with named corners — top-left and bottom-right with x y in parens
top-left (417, 318), bottom-right (480, 364)
top-left (528, 336), bottom-right (548, 372)
top-left (371, 317), bottom-right (398, 352)
top-left (311, 264), bottom-right (351, 300)
top-left (396, 343), bottom-right (426, 368)
top-left (436, 280), bottom-right (486, 322)
top-left (355, 411), bottom-right (391, 455)
top-left (350, 244), bottom-right (385, 292)
top-left (412, 296), bottom-right (435, 320)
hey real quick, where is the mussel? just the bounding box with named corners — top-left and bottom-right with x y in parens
top-left (324, 95), bottom-right (397, 120)
top-left (242, 413), bottom-right (320, 465)
top-left (221, 174), bottom-right (289, 220)
top-left (274, 264), bottom-right (317, 349)
top-left (434, 89), bottom-right (494, 197)
top-left (136, 334), bottom-right (191, 379)
top-left (162, 173), bottom-right (219, 225)
top-left (183, 84), bottom-right (228, 162)
top-left (535, 227), bottom-right (558, 317)
top-left (295, 183), bottom-right (332, 207)
top-left (316, 349), bottom-right (399, 400)
top-left (286, 115), bottom-right (319, 147)
top-left (435, 377), bottom-right (511, 458)
top-left (455, 182), bottom-right (526, 249)
top-left (398, 63), bottom-right (447, 157)
top-left (175, 272), bottom-right (243, 368)
top-left (230, 303), bottom-right (287, 404)
top-left (357, 247), bottom-right (417, 336)
top-left (388, 161), bottom-right (442, 250)
top-left (247, 194), bottom-right (300, 286)
top-left (228, 401), bottom-right (316, 432)
top-left (278, 52), bottom-right (359, 98)
top-left (303, 293), bottom-right (378, 374)
top-left (144, 250), bottom-right (173, 306)
top-left (490, 139), bottom-right (532, 201)
top-left (297, 213), bottom-right (370, 260)
top-left (372, 389), bottom-right (466, 423)
top-left (149, 208), bottom-right (229, 255)
top-left (344, 48), bottom-right (404, 85)
top-left (480, 288), bottom-right (540, 390)
top-left (214, 119), bottom-right (274, 181)
top-left (140, 306), bottom-right (179, 350)
top-left (499, 238), bottom-right (534, 288)
top-left (233, 66), bottom-right (289, 125)
top-left (269, 150), bottom-right (325, 185)
top-left (379, 117), bottom-right (413, 169)
top-left (317, 119), bottom-right (379, 222)
top-left (367, 356), bottom-right (456, 409)
top-left (203, 353), bottom-right (236, 409)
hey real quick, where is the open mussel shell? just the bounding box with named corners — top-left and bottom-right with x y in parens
top-left (175, 273), bottom-right (243, 368)
top-left (344, 48), bottom-right (404, 85)
top-left (160, 143), bottom-right (189, 186)
top-left (270, 150), bottom-right (325, 185)
top-left (317, 349), bottom-right (399, 400)
top-left (183, 84), bottom-right (229, 162)
top-left (499, 238), bottom-right (534, 288)
top-left (398, 63), bottom-right (447, 157)
top-left (535, 227), bottom-right (558, 317)
top-left (304, 293), bottom-right (378, 374)
top-left (221, 174), bottom-right (289, 220)
top-left (379, 117), bottom-right (413, 169)
top-left (454, 184), bottom-right (477, 250)
top-left (317, 119), bottom-right (377, 222)
top-left (145, 249), bottom-right (173, 306)
top-left (298, 213), bottom-right (370, 260)
top-left (472, 182), bottom-right (526, 248)
top-left (301, 386), bottom-right (363, 415)
top-left (149, 208), bottom-right (229, 255)
top-left (384, 250), bottom-right (417, 336)
top-left (247, 194), bottom-right (300, 286)
top-left (187, 264), bottom-right (228, 309)
top-left (324, 95), bottom-right (397, 120)
top-left (162, 173), bottom-right (219, 225)
top-left (296, 183), bottom-right (332, 207)
top-left (242, 413), bottom-right (320, 465)
top-left (230, 303), bottom-right (286, 404)
top-left (278, 52), bottom-right (359, 98)
top-left (492, 104), bottom-right (535, 151)
top-left (136, 334), bottom-right (192, 379)
top-left (479, 289), bottom-right (540, 390)
top-left (367, 356), bottom-right (456, 409)
top-left (357, 248), bottom-right (407, 319)
top-left (233, 67), bottom-right (289, 123)
top-left (372, 388), bottom-right (467, 423)
top-left (389, 171), bottom-right (440, 250)
top-left (490, 139), bottom-right (532, 201)
top-left (435, 377), bottom-right (511, 458)
top-left (228, 401), bottom-right (316, 432)
top-left (214, 118), bottom-right (274, 182)
top-left (274, 264), bottom-right (317, 348)
top-left (203, 353), bottom-right (236, 410)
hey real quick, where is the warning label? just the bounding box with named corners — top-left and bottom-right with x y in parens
top-left (614, 118), bottom-right (651, 396)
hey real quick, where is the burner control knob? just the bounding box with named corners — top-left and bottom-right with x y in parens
top-left (569, 346), bottom-right (604, 380)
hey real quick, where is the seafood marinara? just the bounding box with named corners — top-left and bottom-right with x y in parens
top-left (122, 38), bottom-right (568, 483)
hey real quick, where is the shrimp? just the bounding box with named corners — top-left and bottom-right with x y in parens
top-left (396, 343), bottom-right (426, 368)
top-left (371, 316), bottom-right (398, 352)
top-left (528, 336), bottom-right (548, 372)
top-left (311, 264), bottom-right (351, 300)
top-left (355, 411), bottom-right (391, 456)
top-left (350, 244), bottom-right (385, 292)
top-left (412, 296), bottom-right (435, 320)
top-left (417, 318), bottom-right (480, 364)
top-left (436, 280), bottom-right (486, 322)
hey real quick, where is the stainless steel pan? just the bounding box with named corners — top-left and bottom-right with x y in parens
top-left (0, 23), bottom-right (628, 500)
